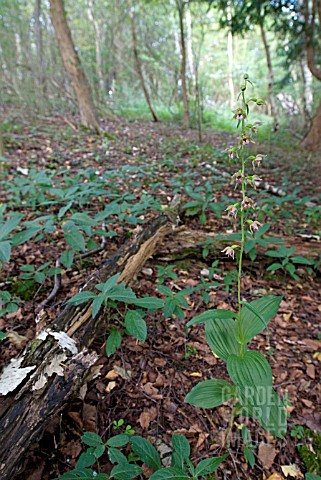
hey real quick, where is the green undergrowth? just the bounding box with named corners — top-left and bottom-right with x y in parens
top-left (297, 428), bottom-right (321, 475)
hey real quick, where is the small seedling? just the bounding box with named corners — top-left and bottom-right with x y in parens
top-left (156, 264), bottom-right (178, 284)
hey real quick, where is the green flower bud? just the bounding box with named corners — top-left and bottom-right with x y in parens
top-left (241, 84), bottom-right (246, 91)
top-left (243, 73), bottom-right (249, 80)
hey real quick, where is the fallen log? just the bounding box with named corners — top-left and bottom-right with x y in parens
top-left (156, 227), bottom-right (321, 262)
top-left (0, 213), bottom-right (175, 480)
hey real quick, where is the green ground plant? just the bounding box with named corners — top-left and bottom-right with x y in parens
top-left (57, 431), bottom-right (227, 480)
top-left (185, 75), bottom-right (287, 461)
top-left (266, 245), bottom-right (314, 281)
top-left (293, 428), bottom-right (321, 475)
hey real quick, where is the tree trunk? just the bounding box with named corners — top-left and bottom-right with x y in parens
top-left (176, 0), bottom-right (189, 128)
top-left (34, 0), bottom-right (46, 101)
top-left (129, 3), bottom-right (159, 122)
top-left (0, 214), bottom-right (175, 480)
top-left (185, 1), bottom-right (194, 90)
top-left (49, 0), bottom-right (100, 132)
top-left (227, 0), bottom-right (234, 109)
top-left (301, 99), bottom-right (321, 151)
top-left (87, 0), bottom-right (105, 100)
top-left (300, 53), bottom-right (313, 127)
top-left (301, 0), bottom-right (321, 150)
top-left (258, 18), bottom-right (278, 131)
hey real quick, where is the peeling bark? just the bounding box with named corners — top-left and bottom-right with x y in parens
top-left (0, 214), bottom-right (175, 480)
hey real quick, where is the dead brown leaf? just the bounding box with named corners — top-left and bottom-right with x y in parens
top-left (306, 364), bottom-right (315, 379)
top-left (82, 403), bottom-right (97, 432)
top-left (138, 406), bottom-right (158, 429)
top-left (258, 443), bottom-right (277, 470)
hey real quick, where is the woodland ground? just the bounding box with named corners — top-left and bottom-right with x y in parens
top-left (0, 111), bottom-right (321, 479)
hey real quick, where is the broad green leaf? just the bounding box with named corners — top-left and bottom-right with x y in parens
top-left (172, 434), bottom-right (190, 470)
top-left (241, 295), bottom-right (282, 344)
top-left (110, 461), bottom-right (143, 480)
top-left (107, 434), bottom-right (130, 448)
top-left (157, 285), bottom-right (173, 297)
top-left (149, 467), bottom-right (190, 480)
top-left (227, 351), bottom-right (272, 389)
top-left (58, 468), bottom-right (105, 479)
top-left (64, 230), bottom-right (86, 252)
top-left (106, 329), bottom-right (122, 357)
top-left (95, 273), bottom-right (120, 294)
top-left (306, 474), bottom-right (321, 480)
top-left (266, 262), bottom-right (283, 271)
top-left (185, 379), bottom-right (235, 409)
top-left (124, 310), bottom-right (147, 342)
top-left (0, 291), bottom-right (11, 302)
top-left (164, 298), bottom-right (176, 318)
top-left (108, 447), bottom-right (128, 464)
top-left (205, 318), bottom-right (240, 360)
top-left (92, 294), bottom-right (105, 319)
top-left (291, 255), bottom-right (313, 265)
top-left (132, 297), bottom-right (164, 309)
top-left (107, 283), bottom-right (137, 304)
top-left (70, 212), bottom-right (96, 226)
top-left (76, 452), bottom-right (96, 469)
top-left (195, 455), bottom-right (228, 476)
top-left (60, 250), bottom-right (74, 269)
top-left (92, 445), bottom-right (105, 458)
top-left (66, 291), bottom-right (97, 306)
top-left (244, 446), bottom-right (255, 467)
top-left (58, 201), bottom-right (73, 219)
top-left (81, 432), bottom-right (104, 447)
top-left (0, 331), bottom-right (7, 340)
top-left (11, 226), bottom-right (42, 246)
top-left (227, 351), bottom-right (276, 427)
top-left (186, 309), bottom-right (236, 328)
top-left (259, 389), bottom-right (287, 438)
top-left (0, 215), bottom-right (23, 240)
top-left (34, 272), bottom-right (45, 284)
top-left (0, 241), bottom-right (11, 262)
top-left (131, 436), bottom-right (162, 471)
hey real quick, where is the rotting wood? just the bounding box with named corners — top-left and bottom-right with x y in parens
top-left (156, 227), bottom-right (321, 262)
top-left (0, 213), bottom-right (175, 480)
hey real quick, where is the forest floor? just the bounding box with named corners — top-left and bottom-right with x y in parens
top-left (1, 111), bottom-right (321, 480)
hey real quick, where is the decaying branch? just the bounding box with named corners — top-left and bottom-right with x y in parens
top-left (0, 213), bottom-right (175, 480)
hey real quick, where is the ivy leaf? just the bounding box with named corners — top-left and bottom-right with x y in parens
top-left (106, 434), bottom-right (130, 448)
top-left (81, 432), bottom-right (104, 447)
top-left (110, 461), bottom-right (143, 480)
top-left (124, 310), bottom-right (147, 342)
top-left (64, 230), bottom-right (86, 252)
top-left (0, 241), bottom-right (11, 262)
top-left (172, 434), bottom-right (190, 471)
top-left (106, 328), bottom-right (122, 357)
top-left (130, 436), bottom-right (162, 471)
top-left (195, 455), bottom-right (228, 476)
top-left (0, 215), bottom-right (23, 240)
top-left (66, 291), bottom-right (97, 306)
top-left (76, 452), bottom-right (96, 469)
top-left (149, 467), bottom-right (190, 480)
top-left (60, 250), bottom-right (74, 269)
top-left (132, 297), bottom-right (164, 309)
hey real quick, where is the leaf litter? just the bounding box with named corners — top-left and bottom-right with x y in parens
top-left (0, 114), bottom-right (320, 479)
